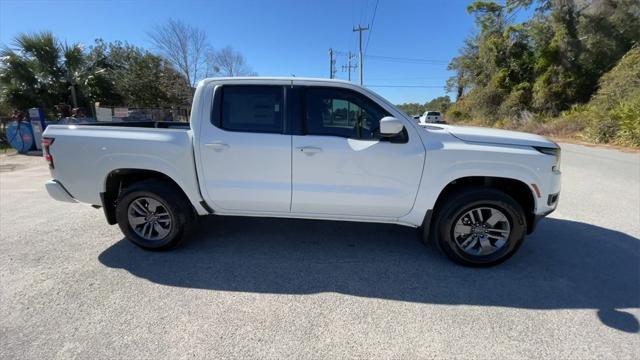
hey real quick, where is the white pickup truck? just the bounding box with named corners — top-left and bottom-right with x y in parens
top-left (43, 77), bottom-right (560, 266)
top-left (418, 110), bottom-right (444, 124)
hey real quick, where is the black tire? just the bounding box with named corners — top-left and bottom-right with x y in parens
top-left (115, 179), bottom-right (195, 250)
top-left (430, 187), bottom-right (527, 267)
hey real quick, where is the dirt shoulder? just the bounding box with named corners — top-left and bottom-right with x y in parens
top-left (550, 136), bottom-right (640, 153)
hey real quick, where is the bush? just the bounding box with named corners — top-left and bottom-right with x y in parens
top-left (610, 100), bottom-right (640, 147)
top-left (445, 101), bottom-right (473, 123)
top-left (543, 116), bottom-right (587, 138)
top-left (583, 117), bottom-right (620, 144)
top-left (574, 94), bottom-right (640, 146)
top-left (578, 45), bottom-right (640, 146)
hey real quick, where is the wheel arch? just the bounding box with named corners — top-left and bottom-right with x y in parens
top-left (425, 176), bottom-right (537, 240)
top-left (101, 168), bottom-right (199, 225)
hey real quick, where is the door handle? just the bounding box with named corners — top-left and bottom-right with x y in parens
top-left (296, 146), bottom-right (323, 155)
top-left (205, 142), bottom-right (230, 151)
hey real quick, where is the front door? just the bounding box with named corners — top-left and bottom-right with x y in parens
top-left (291, 87), bottom-right (424, 217)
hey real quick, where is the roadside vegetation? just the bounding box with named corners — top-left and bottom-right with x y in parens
top-left (0, 19), bottom-right (255, 120)
top-left (399, 0), bottom-right (640, 148)
top-left (500, 45), bottom-right (640, 147)
top-left (0, 34), bottom-right (192, 115)
top-left (396, 96), bottom-right (452, 117)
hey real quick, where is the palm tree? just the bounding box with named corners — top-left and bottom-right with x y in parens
top-left (0, 32), bottom-right (60, 110)
top-left (0, 32), bottom-right (112, 114)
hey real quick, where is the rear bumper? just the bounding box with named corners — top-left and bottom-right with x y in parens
top-left (45, 180), bottom-right (76, 203)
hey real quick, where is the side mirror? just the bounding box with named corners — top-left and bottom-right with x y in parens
top-left (379, 116), bottom-right (404, 137)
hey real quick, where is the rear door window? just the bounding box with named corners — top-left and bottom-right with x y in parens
top-left (219, 85), bottom-right (284, 133)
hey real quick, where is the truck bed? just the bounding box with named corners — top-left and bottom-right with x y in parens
top-left (42, 124), bottom-right (204, 211)
top-left (86, 121), bottom-right (191, 129)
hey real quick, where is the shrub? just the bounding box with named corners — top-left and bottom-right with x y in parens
top-left (583, 117), bottom-right (619, 144)
top-left (610, 100), bottom-right (640, 147)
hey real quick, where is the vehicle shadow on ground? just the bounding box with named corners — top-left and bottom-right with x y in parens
top-left (99, 216), bottom-right (640, 333)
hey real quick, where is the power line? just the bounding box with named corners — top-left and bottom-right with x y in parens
top-left (360, 0), bottom-right (369, 28)
top-left (333, 51), bottom-right (449, 64)
top-left (365, 54), bottom-right (449, 64)
top-left (364, 0), bottom-right (380, 55)
top-left (366, 76), bottom-right (449, 80)
top-left (341, 51), bottom-right (357, 81)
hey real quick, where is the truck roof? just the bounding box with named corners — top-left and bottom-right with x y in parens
top-left (199, 77), bottom-right (353, 86)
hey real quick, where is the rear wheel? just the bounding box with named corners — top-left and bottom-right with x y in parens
top-left (115, 180), bottom-right (194, 250)
top-left (430, 188), bottom-right (527, 266)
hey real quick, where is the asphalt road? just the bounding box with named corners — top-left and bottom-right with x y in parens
top-left (1, 143), bottom-right (639, 359)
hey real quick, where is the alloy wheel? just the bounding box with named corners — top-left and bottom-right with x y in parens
top-left (127, 197), bottom-right (172, 241)
top-left (452, 206), bottom-right (511, 256)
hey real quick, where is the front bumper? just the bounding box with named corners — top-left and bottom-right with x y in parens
top-left (45, 180), bottom-right (76, 203)
top-left (529, 203), bottom-right (557, 233)
top-left (528, 166), bottom-right (561, 234)
top-left (536, 167), bottom-right (561, 215)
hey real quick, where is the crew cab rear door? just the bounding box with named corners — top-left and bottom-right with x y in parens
top-left (198, 84), bottom-right (291, 212)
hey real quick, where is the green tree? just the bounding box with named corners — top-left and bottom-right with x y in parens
top-left (396, 96), bottom-right (452, 116)
top-left (577, 0), bottom-right (640, 100)
top-left (446, 0), bottom-right (639, 123)
top-left (0, 32), bottom-right (115, 115)
top-left (447, 1), bottom-right (519, 122)
top-left (396, 102), bottom-right (425, 116)
top-left (529, 0), bottom-right (584, 115)
top-left (424, 96), bottom-right (452, 113)
top-left (88, 40), bottom-right (191, 107)
top-left (446, 38), bottom-right (479, 100)
top-left (582, 45), bottom-right (640, 146)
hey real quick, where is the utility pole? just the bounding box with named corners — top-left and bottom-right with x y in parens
top-left (341, 51), bottom-right (357, 82)
top-left (348, 51), bottom-right (352, 81)
top-left (328, 48), bottom-right (336, 79)
top-left (352, 25), bottom-right (369, 86)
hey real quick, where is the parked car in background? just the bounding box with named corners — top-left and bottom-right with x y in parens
top-left (42, 77), bottom-right (561, 266)
top-left (419, 110), bottom-right (444, 124)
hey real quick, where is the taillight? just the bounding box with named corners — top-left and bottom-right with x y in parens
top-left (42, 137), bottom-right (55, 169)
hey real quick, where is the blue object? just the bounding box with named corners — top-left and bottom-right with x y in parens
top-left (28, 108), bottom-right (47, 150)
top-left (6, 121), bottom-right (35, 153)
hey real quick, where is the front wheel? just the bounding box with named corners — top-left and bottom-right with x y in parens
top-left (431, 188), bottom-right (527, 267)
top-left (115, 180), bottom-right (194, 250)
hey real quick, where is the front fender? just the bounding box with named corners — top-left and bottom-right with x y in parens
top-left (400, 142), bottom-right (549, 226)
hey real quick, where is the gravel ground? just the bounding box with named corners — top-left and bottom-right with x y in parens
top-left (1, 143), bottom-right (639, 359)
